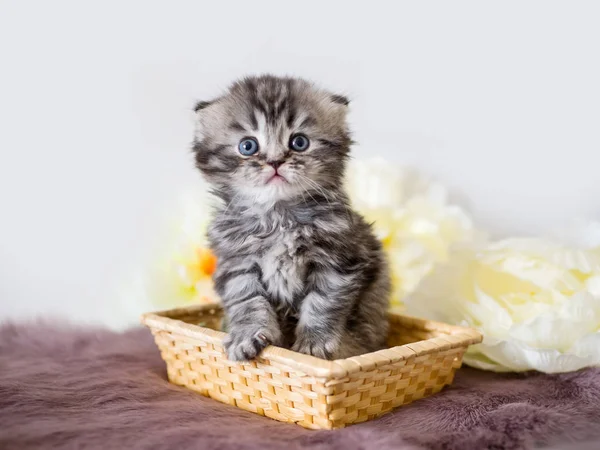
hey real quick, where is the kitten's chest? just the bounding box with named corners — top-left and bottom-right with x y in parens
top-left (258, 228), bottom-right (308, 305)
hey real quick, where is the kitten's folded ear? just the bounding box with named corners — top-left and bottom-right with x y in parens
top-left (322, 92), bottom-right (351, 125)
top-left (194, 100), bottom-right (214, 112)
top-left (193, 98), bottom-right (220, 141)
top-left (330, 94), bottom-right (350, 107)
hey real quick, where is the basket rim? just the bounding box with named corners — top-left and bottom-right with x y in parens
top-left (141, 303), bottom-right (482, 379)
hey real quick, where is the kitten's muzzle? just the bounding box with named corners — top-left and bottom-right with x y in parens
top-left (267, 160), bottom-right (284, 170)
top-left (265, 161), bottom-right (288, 184)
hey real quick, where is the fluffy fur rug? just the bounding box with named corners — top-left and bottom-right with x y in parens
top-left (1, 323), bottom-right (599, 450)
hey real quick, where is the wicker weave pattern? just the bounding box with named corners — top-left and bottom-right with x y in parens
top-left (142, 304), bottom-right (482, 429)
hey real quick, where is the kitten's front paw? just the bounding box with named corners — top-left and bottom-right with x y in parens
top-left (224, 326), bottom-right (281, 362)
top-left (292, 333), bottom-right (339, 360)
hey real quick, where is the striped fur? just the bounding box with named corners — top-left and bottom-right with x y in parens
top-left (193, 75), bottom-right (390, 361)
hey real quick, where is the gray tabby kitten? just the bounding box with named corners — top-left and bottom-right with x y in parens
top-left (193, 75), bottom-right (390, 361)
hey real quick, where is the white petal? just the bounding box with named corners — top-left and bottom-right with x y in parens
top-left (466, 338), bottom-right (600, 373)
top-left (408, 236), bottom-right (600, 373)
top-left (569, 332), bottom-right (600, 360)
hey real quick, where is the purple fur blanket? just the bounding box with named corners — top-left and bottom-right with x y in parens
top-left (1, 323), bottom-right (599, 450)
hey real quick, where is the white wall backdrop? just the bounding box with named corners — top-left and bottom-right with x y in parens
top-left (1, 1), bottom-right (599, 327)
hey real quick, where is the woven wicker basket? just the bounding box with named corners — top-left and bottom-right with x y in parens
top-left (142, 303), bottom-right (482, 430)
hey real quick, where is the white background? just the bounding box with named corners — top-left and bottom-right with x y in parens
top-left (1, 1), bottom-right (599, 327)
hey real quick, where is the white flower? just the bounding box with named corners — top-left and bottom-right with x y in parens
top-left (345, 158), bottom-right (477, 305)
top-left (406, 224), bottom-right (600, 373)
top-left (133, 180), bottom-right (219, 309)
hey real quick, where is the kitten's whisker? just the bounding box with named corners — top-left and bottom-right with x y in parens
top-left (295, 177), bottom-right (320, 206)
top-left (294, 176), bottom-right (309, 205)
top-left (294, 174), bottom-right (325, 197)
top-left (294, 175), bottom-right (324, 205)
top-left (222, 191), bottom-right (242, 216)
top-left (296, 174), bottom-right (334, 207)
top-left (296, 173), bottom-right (353, 222)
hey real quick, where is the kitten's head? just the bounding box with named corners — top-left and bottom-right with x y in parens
top-left (193, 75), bottom-right (352, 206)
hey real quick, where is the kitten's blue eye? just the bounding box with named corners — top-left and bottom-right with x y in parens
top-left (289, 134), bottom-right (310, 152)
top-left (238, 138), bottom-right (259, 156)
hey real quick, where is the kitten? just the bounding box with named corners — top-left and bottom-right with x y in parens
top-left (193, 75), bottom-right (390, 361)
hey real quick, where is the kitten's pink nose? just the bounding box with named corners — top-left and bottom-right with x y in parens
top-left (268, 161), bottom-right (284, 170)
